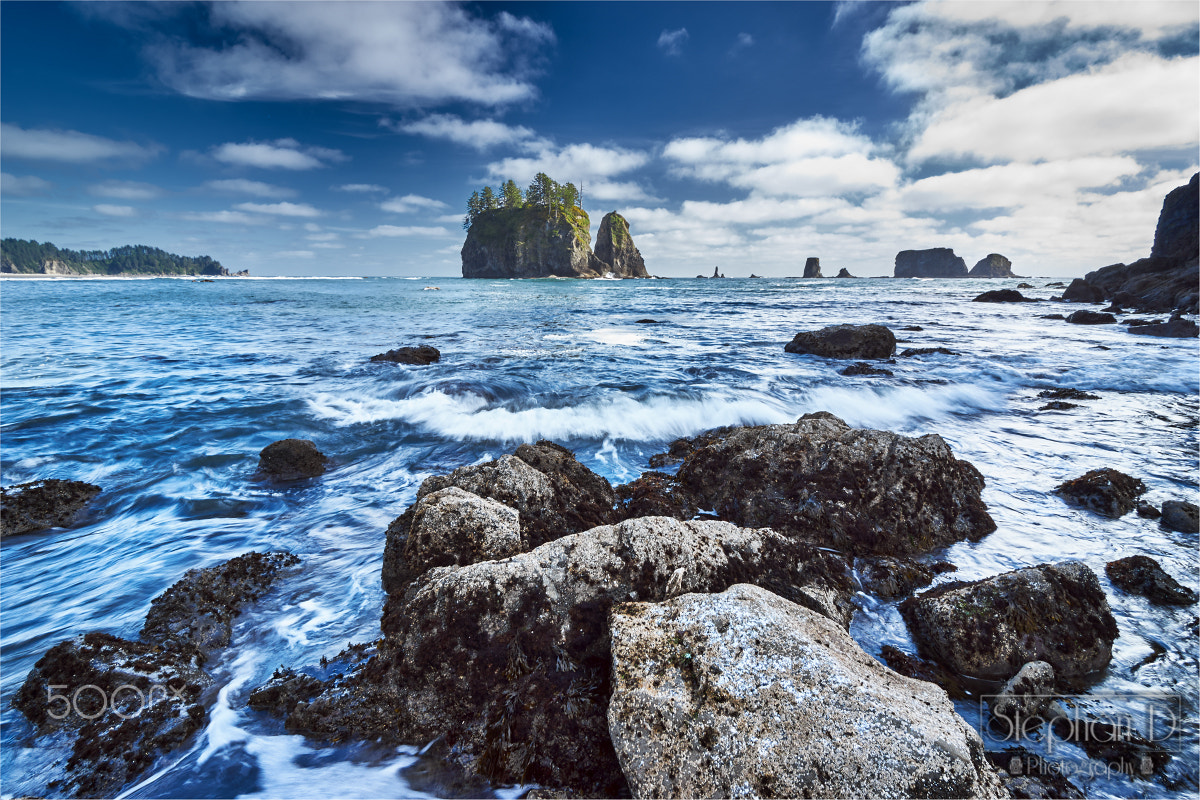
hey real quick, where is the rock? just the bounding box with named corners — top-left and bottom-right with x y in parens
top-left (0, 478), bottom-right (101, 537)
top-left (839, 361), bottom-right (893, 376)
top-left (1061, 278), bottom-right (1105, 303)
top-left (803, 256), bottom-right (823, 278)
top-left (879, 645), bottom-right (968, 699)
top-left (836, 267), bottom-right (856, 278)
top-left (900, 346), bottom-right (959, 357)
top-left (1054, 468), bottom-right (1146, 517)
top-left (894, 248), bottom-right (968, 278)
top-left (784, 323), bottom-right (896, 359)
top-left (900, 561), bottom-right (1119, 683)
top-left (288, 518), bottom-right (855, 795)
top-left (1039, 401), bottom-right (1079, 411)
top-left (391, 488), bottom-right (523, 589)
top-left (1038, 388), bottom-right (1099, 401)
top-left (593, 212), bottom-right (649, 278)
top-left (257, 438), bottom-right (328, 480)
top-left (674, 412), bottom-right (996, 557)
top-left (1128, 317), bottom-right (1199, 337)
top-left (613, 471), bottom-right (698, 521)
top-left (1161, 499), bottom-right (1200, 532)
top-left (1137, 501), bottom-right (1161, 518)
top-left (607, 584), bottom-right (1006, 799)
top-left (988, 661), bottom-right (1057, 726)
top-left (973, 289), bottom-right (1031, 302)
top-left (370, 344), bottom-right (441, 365)
top-left (1105, 555), bottom-right (1196, 606)
top-left (1065, 310), bottom-right (1116, 324)
top-left (969, 253), bottom-right (1016, 278)
top-left (854, 556), bottom-right (941, 597)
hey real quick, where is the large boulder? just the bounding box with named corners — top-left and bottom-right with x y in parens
top-left (257, 438), bottom-right (328, 480)
top-left (607, 584), bottom-right (1006, 799)
top-left (803, 256), bottom-right (823, 278)
top-left (894, 248), bottom-right (968, 278)
top-left (675, 412), bottom-right (996, 557)
top-left (284, 518), bottom-right (854, 795)
top-left (968, 253), bottom-right (1016, 278)
top-left (1054, 468), bottom-right (1146, 517)
top-left (593, 211), bottom-right (649, 278)
top-left (0, 478), bottom-right (101, 537)
top-left (784, 323), bottom-right (896, 359)
top-left (900, 561), bottom-right (1119, 683)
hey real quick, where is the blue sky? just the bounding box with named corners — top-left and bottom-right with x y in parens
top-left (1, 1), bottom-right (1197, 277)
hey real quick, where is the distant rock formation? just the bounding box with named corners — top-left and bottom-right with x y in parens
top-left (835, 268), bottom-right (856, 278)
top-left (894, 248), bottom-right (968, 278)
top-left (593, 212), bottom-right (649, 278)
top-left (968, 253), bottom-right (1016, 278)
top-left (803, 257), bottom-right (823, 278)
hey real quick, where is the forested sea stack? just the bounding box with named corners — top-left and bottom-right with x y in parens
top-left (460, 173), bottom-right (650, 279)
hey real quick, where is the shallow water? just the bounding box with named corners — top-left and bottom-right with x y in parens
top-left (1, 275), bottom-right (1196, 798)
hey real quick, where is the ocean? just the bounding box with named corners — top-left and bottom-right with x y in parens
top-left (1, 275), bottom-right (1196, 798)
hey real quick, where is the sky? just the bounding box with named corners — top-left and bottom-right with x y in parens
top-left (1, 1), bottom-right (1197, 278)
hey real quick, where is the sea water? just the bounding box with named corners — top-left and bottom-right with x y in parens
top-left (1, 275), bottom-right (1196, 798)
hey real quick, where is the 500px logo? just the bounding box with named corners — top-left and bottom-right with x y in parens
top-left (44, 683), bottom-right (187, 721)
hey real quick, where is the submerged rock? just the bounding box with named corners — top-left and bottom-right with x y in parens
top-left (674, 412), bottom-right (995, 557)
top-left (1054, 468), bottom-right (1146, 517)
top-left (784, 323), bottom-right (896, 359)
top-left (802, 256), bottom-right (823, 278)
top-left (900, 561), bottom-right (1119, 683)
top-left (894, 248), bottom-right (968, 278)
top-left (1161, 499), bottom-right (1200, 533)
top-left (0, 478), bottom-right (101, 537)
top-left (370, 344), bottom-right (441, 365)
top-left (607, 584), bottom-right (1006, 799)
top-left (257, 438), bottom-right (328, 480)
top-left (973, 289), bottom-right (1031, 303)
top-left (1105, 555), bottom-right (1196, 606)
top-left (969, 254), bottom-right (1016, 278)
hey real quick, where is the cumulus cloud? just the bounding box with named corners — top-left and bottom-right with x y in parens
top-left (0, 123), bottom-right (160, 163)
top-left (393, 114), bottom-right (542, 150)
top-left (204, 178), bottom-right (296, 198)
top-left (213, 139), bottom-right (347, 170)
top-left (368, 225), bottom-right (452, 237)
top-left (234, 201), bottom-right (322, 217)
top-left (88, 180), bottom-right (162, 200)
top-left (93, 204), bottom-right (138, 217)
top-left (657, 28), bottom-right (689, 56)
top-left (139, 2), bottom-right (554, 107)
top-left (1, 173), bottom-right (52, 196)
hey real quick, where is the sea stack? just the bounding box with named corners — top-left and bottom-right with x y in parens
top-left (803, 257), bottom-right (823, 278)
top-left (894, 248), bottom-right (968, 278)
top-left (968, 254), bottom-right (1016, 278)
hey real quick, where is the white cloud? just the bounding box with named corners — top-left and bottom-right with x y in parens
top-left (657, 28), bottom-right (689, 56)
top-left (335, 183), bottom-right (388, 193)
top-left (234, 201), bottom-right (322, 217)
top-left (395, 113), bottom-right (542, 150)
top-left (380, 194), bottom-right (449, 214)
top-left (204, 178), bottom-right (296, 198)
top-left (368, 225), bottom-right (452, 237)
top-left (0, 123), bottom-right (160, 163)
top-left (213, 140), bottom-right (347, 170)
top-left (142, 3), bottom-right (554, 107)
top-left (93, 204), bottom-right (138, 217)
top-left (1, 173), bottom-right (52, 196)
top-left (88, 180), bottom-right (162, 200)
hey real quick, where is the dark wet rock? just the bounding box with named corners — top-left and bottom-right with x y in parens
top-left (1039, 313), bottom-right (1066, 320)
top-left (839, 361), bottom-right (894, 376)
top-left (0, 478), bottom-right (102, 537)
top-left (1051, 715), bottom-right (1172, 776)
top-left (1054, 468), bottom-right (1146, 517)
top-left (836, 267), bottom-right (856, 278)
top-left (594, 212), bottom-right (649, 278)
top-left (1061, 278), bottom-right (1105, 303)
top-left (785, 323), bottom-right (896, 359)
top-left (613, 471), bottom-right (698, 521)
top-left (894, 248), bottom-right (968, 278)
top-left (879, 645), bottom-right (968, 699)
top-left (854, 556), bottom-right (939, 598)
top-left (988, 661), bottom-right (1057, 725)
top-left (140, 551), bottom-right (302, 659)
top-left (607, 584), bottom-right (1006, 799)
top-left (1105, 555), bottom-right (1196, 606)
top-left (987, 748), bottom-right (1085, 799)
top-left (1039, 401), bottom-right (1079, 411)
top-left (247, 666), bottom-right (324, 715)
top-left (969, 254), bottom-right (1016, 278)
top-left (900, 561), bottom-right (1119, 683)
top-left (257, 438), bottom-right (328, 480)
top-left (1136, 501), bottom-right (1161, 519)
top-left (1161, 499), bottom-right (1200, 533)
top-left (370, 344), bottom-right (441, 365)
top-left (973, 289), bottom-right (1031, 303)
top-left (900, 346), bottom-right (959, 357)
top-left (287, 517), bottom-right (855, 795)
top-left (1128, 316), bottom-right (1199, 338)
top-left (802, 256), bottom-right (823, 278)
top-left (1038, 388), bottom-right (1100, 401)
top-left (1066, 310), bottom-right (1116, 324)
top-left (674, 412), bottom-right (995, 557)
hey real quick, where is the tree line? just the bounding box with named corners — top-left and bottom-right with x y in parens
top-left (464, 173), bottom-right (581, 229)
top-left (1, 238), bottom-right (227, 275)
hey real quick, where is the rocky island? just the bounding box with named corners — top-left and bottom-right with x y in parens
top-left (1, 239), bottom-right (246, 277)
top-left (460, 173), bottom-right (649, 279)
